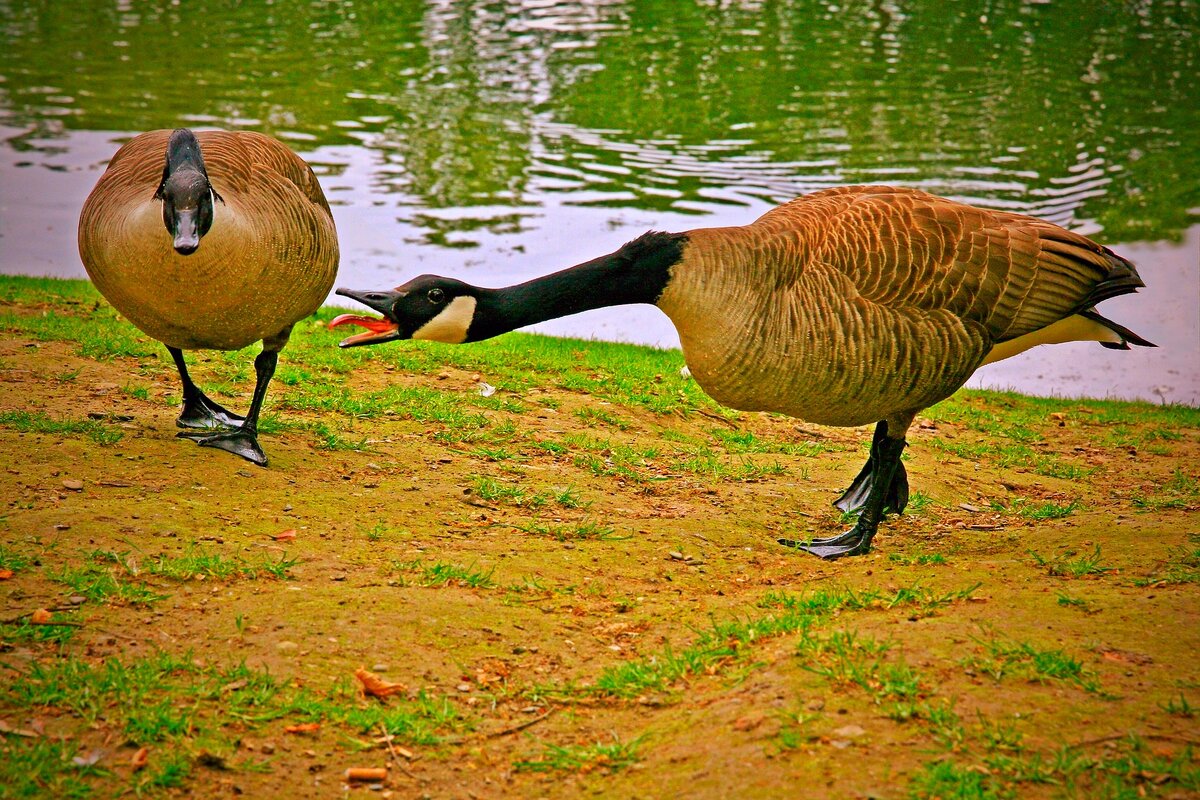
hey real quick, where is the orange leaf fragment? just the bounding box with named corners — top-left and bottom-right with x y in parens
top-left (131, 747), bottom-right (150, 772)
top-left (344, 767), bottom-right (388, 782)
top-left (284, 722), bottom-right (321, 734)
top-left (0, 569), bottom-right (12, 580)
top-left (30, 608), bottom-right (53, 625)
top-left (355, 667), bottom-right (407, 698)
top-left (274, 529), bottom-right (298, 541)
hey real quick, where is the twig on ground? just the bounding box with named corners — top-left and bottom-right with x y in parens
top-left (486, 709), bottom-right (555, 738)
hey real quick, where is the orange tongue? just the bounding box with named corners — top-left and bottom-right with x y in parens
top-left (328, 314), bottom-right (394, 333)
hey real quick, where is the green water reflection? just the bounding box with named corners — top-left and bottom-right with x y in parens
top-left (2, 0), bottom-right (1197, 241)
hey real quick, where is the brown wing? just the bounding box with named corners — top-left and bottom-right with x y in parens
top-left (754, 185), bottom-right (1143, 344)
top-left (667, 186), bottom-right (1146, 426)
top-left (196, 130), bottom-right (333, 217)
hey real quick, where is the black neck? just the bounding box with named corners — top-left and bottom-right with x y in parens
top-left (166, 128), bottom-right (206, 175)
top-left (154, 129), bottom-right (216, 200)
top-left (466, 231), bottom-right (687, 342)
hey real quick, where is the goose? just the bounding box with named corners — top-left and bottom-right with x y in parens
top-left (78, 128), bottom-right (338, 466)
top-left (330, 185), bottom-right (1152, 559)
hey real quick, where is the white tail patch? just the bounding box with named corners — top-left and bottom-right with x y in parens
top-left (981, 314), bottom-right (1122, 366)
top-left (412, 295), bottom-right (477, 344)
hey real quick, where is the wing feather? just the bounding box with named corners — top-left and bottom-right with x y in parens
top-left (752, 186), bottom-right (1143, 345)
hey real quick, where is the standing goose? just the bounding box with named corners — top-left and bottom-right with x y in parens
top-left (79, 128), bottom-right (338, 465)
top-left (331, 185), bottom-right (1152, 558)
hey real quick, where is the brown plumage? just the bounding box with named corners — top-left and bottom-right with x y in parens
top-left (79, 128), bottom-right (339, 465)
top-left (333, 185), bottom-right (1153, 558)
top-left (659, 186), bottom-right (1149, 429)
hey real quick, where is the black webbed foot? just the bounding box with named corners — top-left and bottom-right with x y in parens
top-left (784, 420), bottom-right (909, 561)
top-left (779, 525), bottom-right (874, 560)
top-left (193, 427), bottom-right (267, 466)
top-left (167, 344), bottom-right (278, 467)
top-left (168, 345), bottom-right (245, 430)
top-left (175, 390), bottom-right (245, 430)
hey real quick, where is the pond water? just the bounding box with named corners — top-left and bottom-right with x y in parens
top-left (1, 0), bottom-right (1197, 404)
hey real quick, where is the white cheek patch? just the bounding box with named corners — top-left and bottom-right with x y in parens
top-left (412, 295), bottom-right (477, 344)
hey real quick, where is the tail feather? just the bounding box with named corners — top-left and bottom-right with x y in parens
top-left (1072, 246), bottom-right (1146, 312)
top-left (1079, 308), bottom-right (1156, 350)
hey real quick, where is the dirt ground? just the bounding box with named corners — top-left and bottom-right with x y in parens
top-left (0, 282), bottom-right (1197, 799)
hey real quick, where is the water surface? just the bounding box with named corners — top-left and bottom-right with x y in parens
top-left (1, 0), bottom-right (1196, 403)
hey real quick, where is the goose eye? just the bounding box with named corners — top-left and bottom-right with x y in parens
top-left (428, 288), bottom-right (445, 304)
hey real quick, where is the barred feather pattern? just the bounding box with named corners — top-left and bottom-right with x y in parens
top-left (657, 185), bottom-right (1143, 428)
top-left (78, 129), bottom-right (338, 351)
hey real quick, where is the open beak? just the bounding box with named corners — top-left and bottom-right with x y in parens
top-left (330, 288), bottom-right (403, 348)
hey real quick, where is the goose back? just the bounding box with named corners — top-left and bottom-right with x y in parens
top-left (79, 130), bottom-right (338, 351)
top-left (657, 186), bottom-right (1142, 427)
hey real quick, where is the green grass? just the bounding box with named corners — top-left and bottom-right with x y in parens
top-left (908, 758), bottom-right (1012, 800)
top-left (514, 734), bottom-right (643, 773)
top-left (0, 650), bottom-right (464, 797)
top-left (469, 476), bottom-right (585, 509)
top-left (2, 613), bottom-right (80, 646)
top-left (773, 709), bottom-right (819, 751)
top-left (0, 737), bottom-right (99, 799)
top-left (672, 451), bottom-right (787, 482)
top-left (963, 632), bottom-right (1104, 694)
top-left (0, 304), bottom-right (158, 360)
top-left (147, 544), bottom-right (298, 582)
top-left (302, 420), bottom-right (370, 452)
top-left (908, 734), bottom-right (1200, 799)
top-left (888, 550), bottom-right (948, 566)
top-left (0, 410), bottom-right (124, 446)
top-left (1134, 534), bottom-right (1200, 586)
top-left (1029, 545), bottom-right (1113, 578)
top-left (798, 629), bottom-right (925, 705)
top-left (391, 559), bottom-right (497, 589)
top-left (4, 275), bottom-right (1195, 477)
top-left (1131, 468), bottom-right (1200, 511)
top-left (1055, 592), bottom-right (1096, 612)
top-left (709, 428), bottom-right (831, 457)
top-left (582, 584), bottom-right (978, 701)
top-left (1160, 693), bottom-right (1195, 717)
top-left (0, 544), bottom-right (33, 572)
top-left (52, 555), bottom-right (167, 607)
top-left (512, 519), bottom-right (624, 541)
top-left (0, 275), bottom-right (1196, 799)
top-left (905, 491), bottom-right (937, 515)
top-left (574, 406), bottom-right (631, 430)
top-left (990, 497), bottom-right (1081, 520)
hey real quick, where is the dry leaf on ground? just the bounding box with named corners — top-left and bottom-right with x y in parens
top-left (355, 667), bottom-right (407, 698)
top-left (0, 720), bottom-right (38, 738)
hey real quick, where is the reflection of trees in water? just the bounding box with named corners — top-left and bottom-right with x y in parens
top-left (0, 0), bottom-right (1195, 240)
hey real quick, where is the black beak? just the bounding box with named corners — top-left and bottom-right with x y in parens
top-left (335, 288), bottom-right (402, 318)
top-left (173, 208), bottom-right (201, 255)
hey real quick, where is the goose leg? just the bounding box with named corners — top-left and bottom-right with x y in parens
top-left (779, 420), bottom-right (910, 560)
top-left (169, 346), bottom-right (245, 430)
top-left (192, 348), bottom-right (276, 466)
top-left (832, 421), bottom-right (909, 515)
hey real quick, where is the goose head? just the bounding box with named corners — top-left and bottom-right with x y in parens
top-left (331, 275), bottom-right (479, 347)
top-left (153, 129), bottom-right (223, 255)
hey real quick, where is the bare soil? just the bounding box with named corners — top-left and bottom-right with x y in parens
top-left (1, 313), bottom-right (1197, 799)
